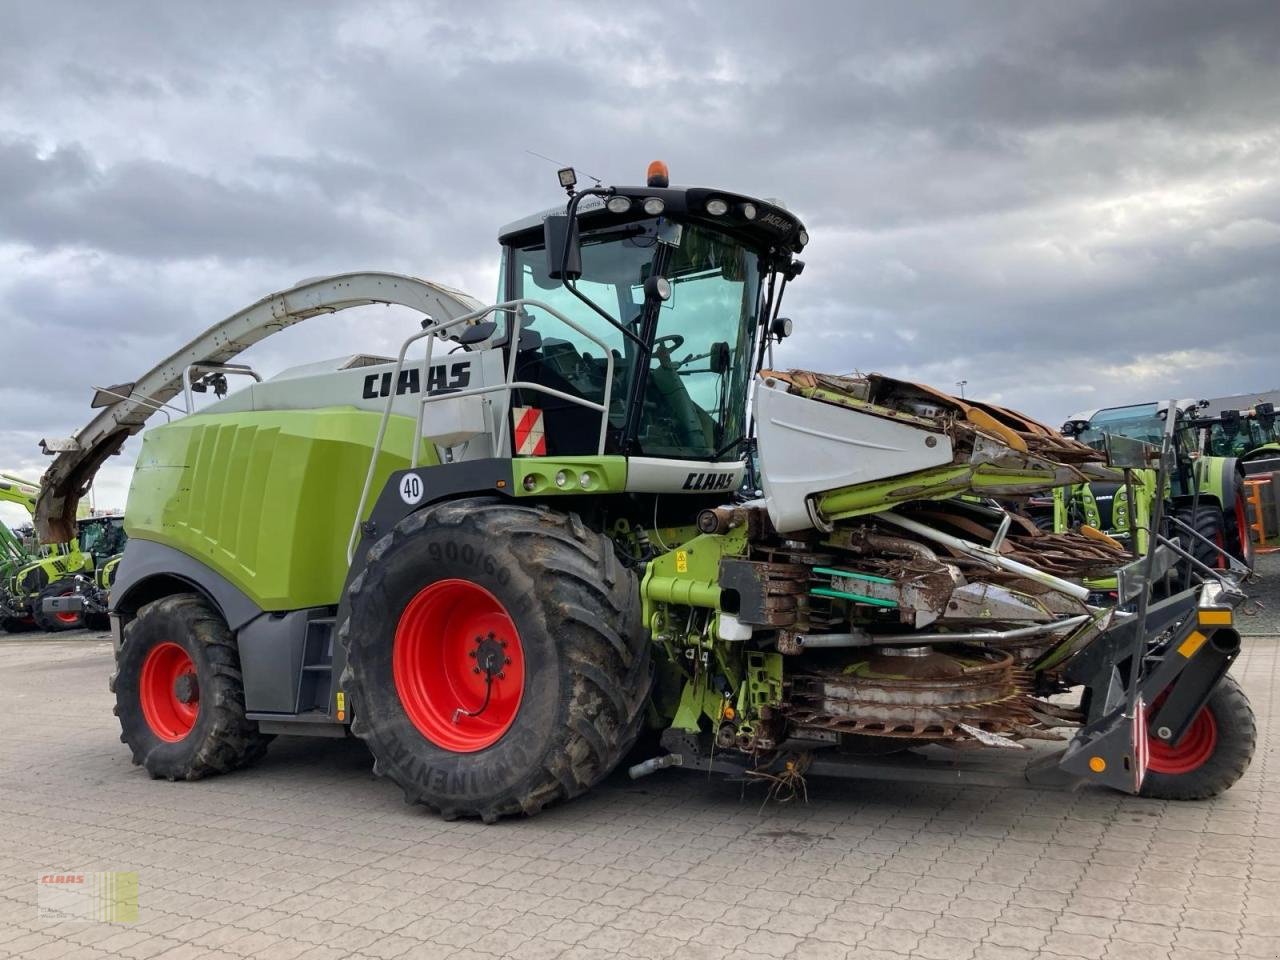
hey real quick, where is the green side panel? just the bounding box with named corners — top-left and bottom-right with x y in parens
top-left (125, 407), bottom-right (438, 611)
top-left (640, 526), bottom-right (748, 626)
top-left (512, 456), bottom-right (627, 496)
top-left (1193, 456), bottom-right (1231, 503)
top-left (672, 672), bottom-right (725, 732)
top-left (817, 462), bottom-right (1088, 521)
top-left (8, 546), bottom-right (92, 599)
top-left (1245, 442), bottom-right (1280, 461)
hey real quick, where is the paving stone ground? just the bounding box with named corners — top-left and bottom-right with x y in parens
top-left (1, 556), bottom-right (1278, 960)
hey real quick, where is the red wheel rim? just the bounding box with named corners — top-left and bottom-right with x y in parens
top-left (1147, 697), bottom-right (1218, 775)
top-left (1235, 494), bottom-right (1252, 563)
top-left (393, 579), bottom-right (524, 752)
top-left (55, 591), bottom-right (79, 625)
top-left (139, 642), bottom-right (200, 742)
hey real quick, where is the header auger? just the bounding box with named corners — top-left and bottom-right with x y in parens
top-left (40, 163), bottom-right (1254, 820)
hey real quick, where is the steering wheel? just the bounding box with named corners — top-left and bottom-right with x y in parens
top-left (653, 334), bottom-right (685, 369)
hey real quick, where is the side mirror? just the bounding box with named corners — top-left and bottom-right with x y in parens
top-left (456, 320), bottom-right (498, 346)
top-left (544, 214), bottom-right (581, 281)
top-left (1221, 409), bottom-right (1240, 438)
top-left (710, 342), bottom-right (731, 375)
top-left (1256, 401), bottom-right (1275, 431)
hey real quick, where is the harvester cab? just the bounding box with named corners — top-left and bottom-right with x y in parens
top-left (35, 163), bottom-right (1256, 820)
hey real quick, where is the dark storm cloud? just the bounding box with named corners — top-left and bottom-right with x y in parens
top-left (1, 0), bottom-right (1279, 509)
top-left (0, 138), bottom-right (401, 262)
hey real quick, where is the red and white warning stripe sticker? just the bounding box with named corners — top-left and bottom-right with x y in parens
top-left (513, 407), bottom-right (546, 456)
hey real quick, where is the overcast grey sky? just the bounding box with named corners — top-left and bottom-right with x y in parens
top-left (2, 0), bottom-right (1279, 524)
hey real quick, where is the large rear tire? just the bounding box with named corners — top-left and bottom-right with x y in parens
top-left (112, 594), bottom-right (272, 780)
top-left (1172, 503), bottom-right (1227, 576)
top-left (340, 499), bottom-right (650, 822)
top-left (33, 579), bottom-right (85, 632)
top-left (1225, 490), bottom-right (1255, 570)
top-left (1140, 674), bottom-right (1255, 800)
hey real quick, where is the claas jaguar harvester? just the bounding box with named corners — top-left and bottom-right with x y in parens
top-left (37, 163), bottom-right (1255, 820)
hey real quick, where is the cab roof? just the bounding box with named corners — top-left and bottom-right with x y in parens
top-left (498, 183), bottom-right (808, 261)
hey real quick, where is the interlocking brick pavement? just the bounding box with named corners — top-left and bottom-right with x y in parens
top-left (1, 564), bottom-right (1277, 959)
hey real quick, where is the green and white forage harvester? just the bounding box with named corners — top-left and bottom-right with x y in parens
top-left (37, 163), bottom-right (1255, 820)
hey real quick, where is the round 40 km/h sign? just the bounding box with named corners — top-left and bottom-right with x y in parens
top-left (399, 473), bottom-right (424, 506)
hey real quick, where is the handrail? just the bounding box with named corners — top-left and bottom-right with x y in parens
top-left (414, 300), bottom-right (615, 464)
top-left (347, 298), bottom-right (617, 563)
top-left (181, 362), bottom-right (263, 413)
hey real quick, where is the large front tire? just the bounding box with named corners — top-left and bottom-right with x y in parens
top-left (112, 594), bottom-right (272, 780)
top-left (340, 500), bottom-right (650, 822)
top-left (1140, 674), bottom-right (1255, 800)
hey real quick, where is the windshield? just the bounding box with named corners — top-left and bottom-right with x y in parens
top-left (1077, 404), bottom-right (1165, 448)
top-left (1077, 404), bottom-right (1199, 489)
top-left (1204, 419), bottom-right (1280, 457)
top-left (78, 518), bottom-right (125, 561)
top-left (508, 219), bottom-right (760, 459)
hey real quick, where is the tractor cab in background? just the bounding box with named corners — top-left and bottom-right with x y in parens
top-left (1044, 400), bottom-right (1253, 578)
top-left (1199, 401), bottom-right (1279, 463)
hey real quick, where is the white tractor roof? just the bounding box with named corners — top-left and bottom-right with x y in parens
top-left (267, 355), bottom-right (395, 382)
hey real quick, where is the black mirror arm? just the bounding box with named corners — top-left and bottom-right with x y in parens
top-left (558, 187), bottom-right (647, 350)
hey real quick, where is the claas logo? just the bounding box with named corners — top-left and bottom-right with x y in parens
top-left (362, 362), bottom-right (471, 399)
top-left (682, 472), bottom-right (736, 491)
top-left (40, 875), bottom-right (85, 884)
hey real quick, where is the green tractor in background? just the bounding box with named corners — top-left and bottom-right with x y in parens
top-left (1197, 401), bottom-right (1279, 465)
top-left (1, 473), bottom-right (125, 632)
top-left (36, 164), bottom-right (1256, 818)
top-left (38, 515), bottom-right (128, 632)
top-left (0, 478), bottom-right (41, 631)
top-left (1030, 401), bottom-right (1253, 596)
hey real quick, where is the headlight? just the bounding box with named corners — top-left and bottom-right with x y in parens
top-left (741, 202), bottom-right (757, 220)
top-left (706, 198), bottom-right (729, 216)
top-left (643, 197), bottom-right (665, 216)
top-left (606, 196), bottom-right (632, 214)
